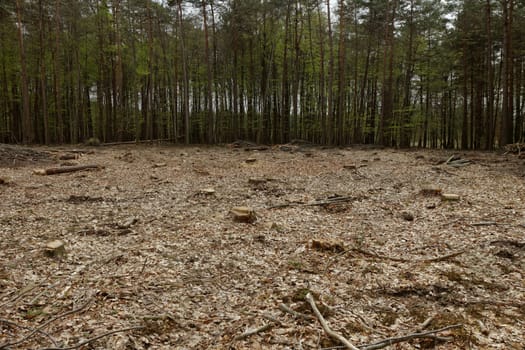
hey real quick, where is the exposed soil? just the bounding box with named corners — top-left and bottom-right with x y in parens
top-left (1, 144), bottom-right (524, 349)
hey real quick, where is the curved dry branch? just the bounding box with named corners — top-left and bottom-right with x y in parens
top-left (305, 293), bottom-right (360, 350)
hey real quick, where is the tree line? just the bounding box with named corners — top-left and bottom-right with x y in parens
top-left (0, 0), bottom-right (523, 148)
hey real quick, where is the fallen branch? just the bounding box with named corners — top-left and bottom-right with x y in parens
top-left (269, 196), bottom-right (355, 209)
top-left (0, 283), bottom-right (39, 308)
top-left (353, 248), bottom-right (465, 263)
top-left (234, 323), bottom-right (275, 341)
top-left (359, 324), bottom-right (462, 350)
top-left (37, 325), bottom-right (145, 350)
top-left (34, 164), bottom-right (103, 176)
top-left (279, 303), bottom-right (315, 321)
top-left (305, 293), bottom-right (359, 350)
top-left (100, 138), bottom-right (180, 146)
top-left (0, 297), bottom-right (92, 349)
top-left (0, 318), bottom-right (58, 347)
top-left (470, 221), bottom-right (497, 227)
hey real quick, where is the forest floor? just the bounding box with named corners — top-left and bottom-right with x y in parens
top-left (0, 143), bottom-right (524, 350)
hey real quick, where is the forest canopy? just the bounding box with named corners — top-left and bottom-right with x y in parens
top-left (0, 0), bottom-right (523, 148)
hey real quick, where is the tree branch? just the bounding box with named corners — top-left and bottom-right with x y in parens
top-left (37, 326), bottom-right (145, 350)
top-left (0, 298), bottom-right (92, 349)
top-left (305, 293), bottom-right (360, 350)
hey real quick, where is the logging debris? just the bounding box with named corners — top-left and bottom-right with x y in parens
top-left (33, 164), bottom-right (103, 175)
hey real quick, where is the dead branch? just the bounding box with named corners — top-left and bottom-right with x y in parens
top-left (323, 250), bottom-right (352, 272)
top-left (100, 138), bottom-right (179, 146)
top-left (279, 303), bottom-right (315, 321)
top-left (305, 293), bottom-right (360, 350)
top-left (471, 221), bottom-right (497, 227)
top-left (0, 297), bottom-right (92, 349)
top-left (304, 196), bottom-right (355, 207)
top-left (353, 248), bottom-right (465, 263)
top-left (418, 315), bottom-right (435, 331)
top-left (359, 324), bottom-right (462, 350)
top-left (0, 283), bottom-right (39, 308)
top-left (34, 164), bottom-right (103, 176)
top-left (37, 325), bottom-right (145, 350)
top-left (234, 323), bottom-right (275, 341)
top-left (269, 196), bottom-right (355, 209)
top-left (0, 318), bottom-right (58, 347)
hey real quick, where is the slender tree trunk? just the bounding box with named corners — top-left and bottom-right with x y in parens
top-left (400, 0), bottom-right (415, 148)
top-left (316, 2), bottom-right (326, 144)
top-left (202, 1), bottom-right (214, 143)
top-left (177, 0), bottom-right (190, 144)
top-left (15, 0), bottom-right (32, 143)
top-left (379, 0), bottom-right (397, 146)
top-left (54, 0), bottom-right (63, 143)
top-left (486, 0), bottom-right (494, 149)
top-left (326, 0), bottom-right (334, 145)
top-left (336, 0), bottom-right (346, 145)
top-left (500, 0), bottom-right (514, 146)
top-left (38, 0), bottom-right (49, 144)
top-left (210, 0), bottom-right (219, 141)
top-left (291, 0), bottom-right (301, 142)
top-left (280, 1), bottom-right (291, 144)
top-left (461, 43), bottom-right (469, 149)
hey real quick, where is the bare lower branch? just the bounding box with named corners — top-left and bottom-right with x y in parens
top-left (305, 293), bottom-right (360, 350)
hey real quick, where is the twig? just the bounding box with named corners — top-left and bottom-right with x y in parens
top-left (139, 257), bottom-right (148, 275)
top-left (418, 315), bottom-right (435, 331)
top-left (305, 293), bottom-right (360, 350)
top-left (324, 250), bottom-right (352, 272)
top-left (0, 318), bottom-right (58, 347)
top-left (0, 297), bottom-right (92, 349)
top-left (37, 325), bottom-right (145, 350)
top-left (359, 324), bottom-right (462, 350)
top-left (269, 196), bottom-right (355, 209)
top-left (279, 303), bottom-right (315, 321)
top-left (0, 283), bottom-right (40, 308)
top-left (353, 248), bottom-right (465, 263)
top-left (233, 323), bottom-right (274, 340)
top-left (471, 221), bottom-right (497, 227)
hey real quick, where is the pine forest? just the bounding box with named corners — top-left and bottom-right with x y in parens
top-left (1, 0), bottom-right (524, 148)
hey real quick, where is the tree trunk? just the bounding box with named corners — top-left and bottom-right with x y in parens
top-left (15, 0), bottom-right (32, 143)
top-left (336, 0), bottom-right (346, 145)
top-left (379, 0), bottom-right (397, 146)
top-left (485, 0), bottom-right (495, 149)
top-left (500, 0), bottom-right (514, 146)
top-left (177, 0), bottom-right (190, 144)
top-left (400, 0), bottom-right (415, 148)
top-left (38, 0), bottom-right (49, 144)
top-left (202, 1), bottom-right (214, 143)
top-left (326, 0), bottom-right (335, 145)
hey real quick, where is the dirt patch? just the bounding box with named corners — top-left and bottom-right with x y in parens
top-left (1, 145), bottom-right (524, 349)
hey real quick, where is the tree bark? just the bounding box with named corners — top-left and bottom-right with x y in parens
top-left (15, 0), bottom-right (32, 143)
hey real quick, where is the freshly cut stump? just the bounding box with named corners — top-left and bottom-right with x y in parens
top-left (231, 206), bottom-right (256, 223)
top-left (45, 240), bottom-right (66, 258)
